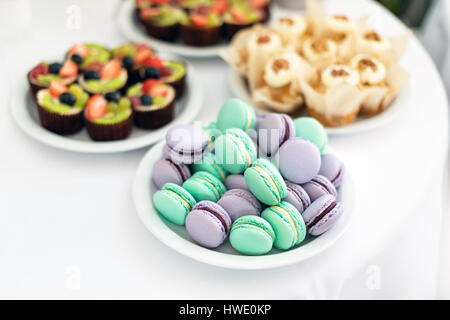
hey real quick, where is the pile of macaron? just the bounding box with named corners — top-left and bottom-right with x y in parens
top-left (27, 42), bottom-right (187, 140)
top-left (135, 0), bottom-right (270, 46)
top-left (152, 98), bottom-right (345, 256)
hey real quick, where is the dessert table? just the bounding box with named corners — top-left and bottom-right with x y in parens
top-left (0, 0), bottom-right (448, 299)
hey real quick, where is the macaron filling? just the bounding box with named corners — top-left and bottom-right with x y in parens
top-left (287, 184), bottom-right (309, 211)
top-left (196, 205), bottom-right (229, 234)
top-left (309, 176), bottom-right (336, 195)
top-left (227, 132), bottom-right (251, 166)
top-left (165, 189), bottom-right (193, 211)
top-left (273, 206), bottom-right (299, 244)
top-left (307, 201), bottom-right (337, 228)
top-left (253, 165), bottom-right (279, 197)
top-left (167, 159), bottom-right (190, 181)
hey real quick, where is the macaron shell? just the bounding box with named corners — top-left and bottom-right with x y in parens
top-left (309, 202), bottom-right (343, 236)
top-left (192, 153), bottom-right (228, 182)
top-left (276, 138), bottom-right (321, 184)
top-left (319, 154), bottom-right (344, 188)
top-left (152, 159), bottom-right (191, 189)
top-left (182, 172), bottom-right (226, 202)
top-left (166, 124), bottom-right (209, 153)
top-left (225, 174), bottom-right (249, 191)
top-left (217, 98), bottom-right (255, 132)
top-left (294, 117), bottom-right (328, 153)
top-left (218, 189), bottom-right (262, 222)
top-left (301, 175), bottom-right (337, 202)
top-left (186, 202), bottom-right (231, 248)
top-left (153, 189), bottom-right (190, 225)
top-left (244, 167), bottom-right (281, 206)
top-left (285, 182), bottom-right (311, 213)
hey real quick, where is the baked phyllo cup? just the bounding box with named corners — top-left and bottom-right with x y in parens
top-left (138, 5), bottom-right (186, 41)
top-left (66, 43), bottom-right (111, 72)
top-left (300, 37), bottom-right (339, 69)
top-left (180, 12), bottom-right (223, 46)
top-left (273, 16), bottom-right (309, 47)
top-left (223, 6), bottom-right (265, 40)
top-left (300, 64), bottom-right (366, 127)
top-left (84, 94), bottom-right (133, 141)
top-left (35, 82), bottom-right (89, 135)
top-left (112, 43), bottom-right (155, 87)
top-left (252, 51), bottom-right (315, 114)
top-left (127, 80), bottom-right (176, 129)
top-left (78, 60), bottom-right (128, 95)
top-left (349, 54), bottom-right (409, 116)
top-left (28, 60), bottom-right (79, 98)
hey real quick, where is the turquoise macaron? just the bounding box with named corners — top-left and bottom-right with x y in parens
top-left (294, 117), bottom-right (328, 154)
top-left (261, 201), bottom-right (307, 250)
top-left (244, 158), bottom-right (287, 206)
top-left (191, 152), bottom-right (228, 182)
top-left (153, 183), bottom-right (197, 225)
top-left (217, 98), bottom-right (256, 132)
top-left (214, 128), bottom-right (257, 174)
top-left (230, 215), bottom-right (275, 255)
top-left (182, 171), bottom-right (227, 202)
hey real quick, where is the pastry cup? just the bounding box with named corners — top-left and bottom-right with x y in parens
top-left (299, 79), bottom-right (367, 127)
top-left (160, 61), bottom-right (187, 99)
top-left (133, 86), bottom-right (176, 129)
top-left (140, 19), bottom-right (180, 42)
top-left (84, 110), bottom-right (133, 141)
top-left (359, 64), bottom-right (410, 115)
top-left (28, 71), bottom-right (77, 100)
top-left (180, 24), bottom-right (222, 46)
top-left (35, 89), bottom-right (84, 135)
top-left (78, 69), bottom-right (128, 94)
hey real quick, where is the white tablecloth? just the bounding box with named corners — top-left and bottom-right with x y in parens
top-left (0, 0), bottom-right (448, 299)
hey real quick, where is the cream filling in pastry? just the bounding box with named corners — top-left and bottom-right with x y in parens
top-left (360, 30), bottom-right (391, 52)
top-left (326, 15), bottom-right (354, 34)
top-left (274, 16), bottom-right (308, 38)
top-left (264, 55), bottom-right (294, 88)
top-left (321, 65), bottom-right (360, 87)
top-left (302, 38), bottom-right (337, 63)
top-left (350, 54), bottom-right (387, 85)
top-left (246, 32), bottom-right (282, 56)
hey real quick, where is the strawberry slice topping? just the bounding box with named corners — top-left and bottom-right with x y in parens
top-left (86, 94), bottom-right (107, 120)
top-left (250, 0), bottom-right (267, 8)
top-left (69, 43), bottom-right (89, 58)
top-left (100, 60), bottom-right (121, 79)
top-left (144, 56), bottom-right (164, 69)
top-left (135, 45), bottom-right (153, 64)
top-left (140, 7), bottom-right (161, 20)
top-left (150, 84), bottom-right (168, 97)
top-left (212, 0), bottom-right (228, 15)
top-left (142, 79), bottom-right (161, 94)
top-left (152, 0), bottom-right (169, 4)
top-left (29, 64), bottom-right (49, 79)
top-left (159, 66), bottom-right (172, 77)
top-left (231, 7), bottom-right (246, 23)
top-left (59, 60), bottom-right (78, 78)
top-left (190, 14), bottom-right (208, 27)
top-left (49, 80), bottom-right (69, 98)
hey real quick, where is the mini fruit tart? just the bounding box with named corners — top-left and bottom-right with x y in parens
top-left (78, 59), bottom-right (128, 94)
top-left (249, 0), bottom-right (270, 23)
top-left (84, 93), bottom-right (133, 141)
top-left (176, 0), bottom-right (210, 12)
top-left (127, 79), bottom-right (176, 129)
top-left (140, 55), bottom-right (187, 99)
top-left (28, 59), bottom-right (78, 96)
top-left (112, 43), bottom-right (155, 86)
top-left (223, 4), bottom-right (265, 40)
top-left (139, 4), bottom-right (186, 41)
top-left (66, 43), bottom-right (111, 71)
top-left (180, 6), bottom-right (223, 46)
top-left (35, 81), bottom-right (89, 135)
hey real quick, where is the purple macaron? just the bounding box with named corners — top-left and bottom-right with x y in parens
top-left (302, 194), bottom-right (343, 236)
top-left (301, 175), bottom-right (337, 202)
top-left (185, 201), bottom-right (232, 248)
top-left (165, 124), bottom-right (209, 164)
top-left (225, 174), bottom-right (249, 192)
top-left (257, 113), bottom-right (296, 156)
top-left (275, 138), bottom-right (321, 184)
top-left (218, 189), bottom-right (262, 222)
top-left (285, 182), bottom-right (311, 213)
top-left (319, 154), bottom-right (345, 188)
top-left (152, 158), bottom-right (191, 189)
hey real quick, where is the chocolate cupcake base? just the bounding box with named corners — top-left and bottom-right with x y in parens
top-left (140, 20), bottom-right (180, 42)
top-left (85, 113), bottom-right (134, 141)
top-left (36, 103), bottom-right (84, 135)
top-left (134, 99), bottom-right (175, 129)
top-left (180, 24), bottom-right (222, 46)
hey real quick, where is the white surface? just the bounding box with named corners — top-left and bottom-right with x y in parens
top-left (229, 69), bottom-right (409, 136)
top-left (11, 58), bottom-right (203, 153)
top-left (117, 0), bottom-right (228, 58)
top-left (133, 141), bottom-right (354, 270)
top-left (0, 0), bottom-right (448, 299)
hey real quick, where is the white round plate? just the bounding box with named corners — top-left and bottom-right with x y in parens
top-left (117, 0), bottom-right (227, 58)
top-left (133, 140), bottom-right (355, 270)
top-left (11, 55), bottom-right (203, 154)
top-left (229, 69), bottom-right (410, 136)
